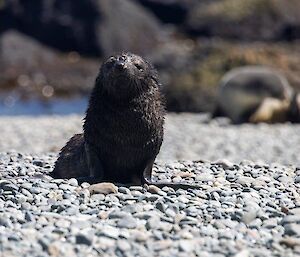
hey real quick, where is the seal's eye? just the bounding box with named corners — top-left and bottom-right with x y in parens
top-left (134, 63), bottom-right (144, 71)
top-left (105, 57), bottom-right (116, 69)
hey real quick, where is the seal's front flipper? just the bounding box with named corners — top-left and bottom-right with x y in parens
top-left (85, 142), bottom-right (104, 179)
top-left (142, 158), bottom-right (155, 185)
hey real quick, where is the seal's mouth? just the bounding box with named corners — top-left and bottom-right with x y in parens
top-left (111, 65), bottom-right (133, 82)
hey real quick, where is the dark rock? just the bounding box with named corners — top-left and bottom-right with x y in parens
top-left (24, 211), bottom-right (35, 222)
top-left (117, 216), bottom-right (137, 229)
top-left (75, 233), bottom-right (93, 245)
top-left (137, 0), bottom-right (191, 25)
top-left (33, 160), bottom-right (44, 167)
top-left (0, 0), bottom-right (167, 56)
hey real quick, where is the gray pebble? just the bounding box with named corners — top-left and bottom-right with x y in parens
top-left (117, 216), bottom-right (137, 229)
top-left (97, 226), bottom-right (120, 239)
top-left (179, 240), bottom-right (195, 252)
top-left (0, 150), bottom-right (300, 256)
top-left (146, 216), bottom-right (161, 230)
top-left (284, 224), bottom-right (300, 236)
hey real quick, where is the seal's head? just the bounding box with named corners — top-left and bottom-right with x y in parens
top-left (96, 53), bottom-right (158, 99)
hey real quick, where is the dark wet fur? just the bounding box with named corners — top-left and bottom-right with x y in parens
top-left (52, 134), bottom-right (89, 179)
top-left (52, 53), bottom-right (166, 185)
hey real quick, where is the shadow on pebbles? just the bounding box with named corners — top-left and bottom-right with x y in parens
top-left (0, 152), bottom-right (300, 256)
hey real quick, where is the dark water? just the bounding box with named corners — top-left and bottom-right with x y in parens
top-left (0, 96), bottom-right (88, 115)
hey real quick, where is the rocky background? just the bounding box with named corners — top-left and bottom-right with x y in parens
top-left (1, 2), bottom-right (300, 256)
top-left (0, 0), bottom-right (300, 112)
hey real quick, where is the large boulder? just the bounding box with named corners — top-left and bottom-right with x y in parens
top-left (0, 0), bottom-right (167, 56)
top-left (95, 0), bottom-right (167, 56)
top-left (0, 0), bottom-right (100, 55)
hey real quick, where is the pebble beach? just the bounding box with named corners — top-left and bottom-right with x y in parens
top-left (1, 114), bottom-right (300, 256)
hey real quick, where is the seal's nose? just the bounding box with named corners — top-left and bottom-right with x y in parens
top-left (115, 55), bottom-right (127, 71)
top-left (115, 60), bottom-right (126, 70)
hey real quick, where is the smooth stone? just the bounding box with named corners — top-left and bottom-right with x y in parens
top-left (248, 219), bottom-right (263, 229)
top-left (177, 195), bottom-right (189, 204)
top-left (21, 202), bottom-right (31, 210)
top-left (195, 174), bottom-right (215, 182)
top-left (122, 204), bottom-right (143, 214)
top-left (134, 212), bottom-right (155, 220)
top-left (109, 211), bottom-right (130, 219)
top-left (91, 194), bottom-right (105, 201)
top-left (147, 185), bottom-right (161, 194)
top-left (118, 187), bottom-right (131, 195)
top-left (131, 230), bottom-right (149, 242)
top-left (88, 183), bottom-right (117, 195)
top-left (236, 176), bottom-right (255, 187)
top-left (291, 208), bottom-right (300, 215)
top-left (146, 216), bottom-right (161, 230)
top-left (281, 215), bottom-right (300, 225)
top-left (213, 159), bottom-right (234, 169)
top-left (55, 219), bottom-right (71, 229)
top-left (59, 184), bottom-right (75, 191)
top-left (280, 237), bottom-right (300, 247)
top-left (129, 186), bottom-right (144, 192)
top-left (262, 218), bottom-right (278, 229)
top-left (150, 239), bottom-right (173, 251)
top-left (0, 215), bottom-right (12, 227)
top-left (117, 240), bottom-right (131, 252)
top-left (284, 224), bottom-right (300, 236)
top-left (117, 216), bottom-right (137, 229)
top-left (97, 226), bottom-right (120, 239)
top-left (178, 240), bottom-right (195, 252)
top-left (68, 178), bottom-right (79, 187)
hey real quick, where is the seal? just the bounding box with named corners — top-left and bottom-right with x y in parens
top-left (51, 53), bottom-right (199, 189)
top-left (213, 66), bottom-right (296, 123)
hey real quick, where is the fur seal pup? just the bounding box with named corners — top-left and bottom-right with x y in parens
top-left (51, 53), bottom-right (199, 189)
top-left (213, 66), bottom-right (295, 123)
